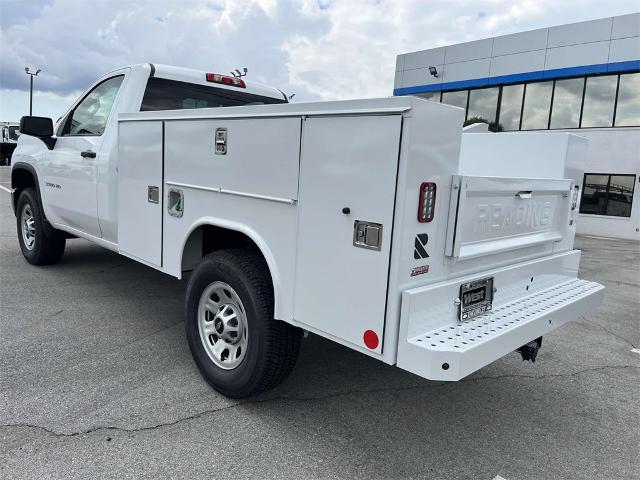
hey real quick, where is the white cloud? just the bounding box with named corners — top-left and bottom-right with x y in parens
top-left (0, 0), bottom-right (638, 120)
top-left (282, 0), bottom-right (638, 100)
top-left (0, 88), bottom-right (80, 122)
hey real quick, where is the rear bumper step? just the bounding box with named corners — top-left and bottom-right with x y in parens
top-left (400, 278), bottom-right (604, 381)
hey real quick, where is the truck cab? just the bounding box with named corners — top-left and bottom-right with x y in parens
top-left (11, 64), bottom-right (287, 245)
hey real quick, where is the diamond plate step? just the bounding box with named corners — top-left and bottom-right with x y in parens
top-left (405, 278), bottom-right (604, 380)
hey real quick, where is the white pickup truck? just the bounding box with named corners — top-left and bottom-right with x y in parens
top-left (11, 63), bottom-right (604, 398)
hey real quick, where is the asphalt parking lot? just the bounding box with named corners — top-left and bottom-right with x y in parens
top-left (0, 166), bottom-right (638, 480)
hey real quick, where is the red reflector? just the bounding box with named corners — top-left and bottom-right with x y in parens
top-left (363, 330), bottom-right (379, 350)
top-left (418, 182), bottom-right (436, 223)
top-left (205, 73), bottom-right (246, 88)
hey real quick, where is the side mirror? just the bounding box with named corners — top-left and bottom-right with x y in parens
top-left (19, 116), bottom-right (56, 150)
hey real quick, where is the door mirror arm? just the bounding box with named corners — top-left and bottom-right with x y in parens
top-left (40, 136), bottom-right (57, 150)
top-left (19, 116), bottom-right (57, 150)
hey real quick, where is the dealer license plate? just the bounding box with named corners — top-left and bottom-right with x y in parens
top-left (459, 276), bottom-right (494, 321)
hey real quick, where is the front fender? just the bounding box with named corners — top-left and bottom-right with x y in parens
top-left (11, 136), bottom-right (47, 212)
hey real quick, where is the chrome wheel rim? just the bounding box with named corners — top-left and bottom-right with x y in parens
top-left (197, 281), bottom-right (248, 370)
top-left (21, 203), bottom-right (36, 250)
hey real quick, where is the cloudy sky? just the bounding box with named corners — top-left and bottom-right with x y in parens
top-left (0, 0), bottom-right (638, 121)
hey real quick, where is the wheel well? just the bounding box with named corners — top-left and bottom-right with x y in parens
top-left (182, 224), bottom-right (267, 271)
top-left (11, 168), bottom-right (37, 213)
top-left (182, 224), bottom-right (281, 318)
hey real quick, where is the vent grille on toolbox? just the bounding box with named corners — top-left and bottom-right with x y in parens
top-left (410, 279), bottom-right (601, 352)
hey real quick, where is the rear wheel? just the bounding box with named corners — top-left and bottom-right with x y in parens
top-left (185, 249), bottom-right (302, 398)
top-left (16, 188), bottom-right (66, 265)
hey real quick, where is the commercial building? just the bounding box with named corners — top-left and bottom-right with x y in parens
top-left (394, 13), bottom-right (639, 240)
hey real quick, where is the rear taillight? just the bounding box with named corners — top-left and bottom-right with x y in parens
top-left (205, 73), bottom-right (246, 88)
top-left (418, 182), bottom-right (436, 223)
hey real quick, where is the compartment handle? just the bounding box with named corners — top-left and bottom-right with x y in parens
top-left (516, 191), bottom-right (532, 199)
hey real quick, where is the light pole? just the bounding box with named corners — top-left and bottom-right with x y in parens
top-left (24, 67), bottom-right (41, 116)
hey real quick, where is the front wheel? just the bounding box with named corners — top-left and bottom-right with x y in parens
top-left (16, 188), bottom-right (66, 265)
top-left (185, 249), bottom-right (303, 398)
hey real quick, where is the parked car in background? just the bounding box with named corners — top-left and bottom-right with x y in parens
top-left (1, 122), bottom-right (20, 165)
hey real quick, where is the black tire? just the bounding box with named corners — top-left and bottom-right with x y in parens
top-left (185, 248), bottom-right (303, 398)
top-left (16, 188), bottom-right (66, 265)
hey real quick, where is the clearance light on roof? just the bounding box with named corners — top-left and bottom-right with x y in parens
top-left (205, 73), bottom-right (246, 88)
top-left (418, 182), bottom-right (436, 223)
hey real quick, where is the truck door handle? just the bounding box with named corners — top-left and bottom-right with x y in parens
top-left (81, 150), bottom-right (96, 159)
top-left (516, 191), bottom-right (532, 199)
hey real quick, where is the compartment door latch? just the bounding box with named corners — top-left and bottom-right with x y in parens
top-left (215, 128), bottom-right (227, 155)
top-left (353, 221), bottom-right (383, 251)
top-left (148, 186), bottom-right (159, 204)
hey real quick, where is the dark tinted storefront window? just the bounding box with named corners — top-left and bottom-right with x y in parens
top-left (614, 73), bottom-right (640, 126)
top-left (580, 173), bottom-right (635, 217)
top-left (521, 81), bottom-right (553, 130)
top-left (581, 75), bottom-right (617, 127)
top-left (467, 87), bottom-right (499, 123)
top-left (441, 90), bottom-right (468, 109)
top-left (498, 84), bottom-right (524, 131)
top-left (550, 78), bottom-right (584, 129)
top-left (416, 70), bottom-right (639, 131)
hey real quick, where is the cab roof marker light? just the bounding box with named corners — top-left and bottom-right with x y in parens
top-left (418, 182), bottom-right (436, 223)
top-left (206, 73), bottom-right (246, 88)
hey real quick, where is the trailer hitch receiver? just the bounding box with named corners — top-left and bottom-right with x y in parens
top-left (516, 337), bottom-right (543, 362)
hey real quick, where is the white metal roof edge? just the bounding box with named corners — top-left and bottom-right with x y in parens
top-left (118, 96), bottom-right (418, 122)
top-left (103, 63), bottom-right (286, 100)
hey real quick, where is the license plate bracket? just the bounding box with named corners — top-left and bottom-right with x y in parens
top-left (459, 276), bottom-right (494, 321)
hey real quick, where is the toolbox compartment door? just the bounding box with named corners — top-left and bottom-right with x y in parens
top-left (294, 115), bottom-right (402, 353)
top-left (117, 121), bottom-right (163, 267)
top-left (445, 176), bottom-right (573, 260)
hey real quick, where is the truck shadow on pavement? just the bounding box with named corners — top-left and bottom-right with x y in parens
top-left (2, 238), bottom-right (638, 479)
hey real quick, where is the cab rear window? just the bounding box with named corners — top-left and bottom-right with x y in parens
top-left (140, 77), bottom-right (286, 111)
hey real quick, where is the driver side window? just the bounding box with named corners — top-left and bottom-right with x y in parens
top-left (59, 75), bottom-right (124, 136)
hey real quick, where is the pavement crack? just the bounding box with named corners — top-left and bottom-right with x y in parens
top-left (0, 403), bottom-right (242, 438)
top-left (576, 317), bottom-right (637, 349)
top-left (1, 364), bottom-right (637, 439)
